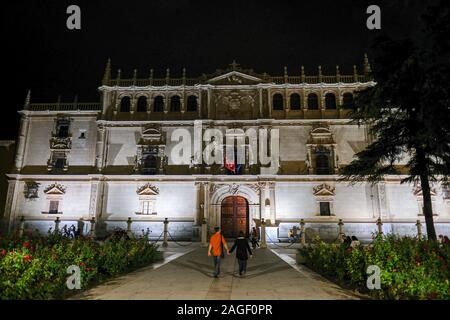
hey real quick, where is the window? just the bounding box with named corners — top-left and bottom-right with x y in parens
top-left (307, 93), bottom-right (319, 110)
top-left (290, 93), bottom-right (301, 110)
top-left (137, 96), bottom-right (148, 112)
top-left (51, 152), bottom-right (67, 171)
top-left (325, 93), bottom-right (336, 109)
top-left (187, 95), bottom-right (198, 112)
top-left (141, 147), bottom-right (158, 174)
top-left (316, 153), bottom-right (330, 175)
top-left (170, 96), bottom-right (181, 112)
top-left (153, 96), bottom-right (164, 112)
top-left (342, 93), bottom-right (354, 109)
top-left (319, 202), bottom-right (331, 216)
top-left (56, 119), bottom-right (70, 138)
top-left (272, 94), bottom-right (283, 110)
top-left (120, 96), bottom-right (131, 112)
top-left (141, 201), bottom-right (156, 215)
top-left (49, 201), bottom-right (59, 214)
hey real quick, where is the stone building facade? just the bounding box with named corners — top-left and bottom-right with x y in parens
top-left (3, 58), bottom-right (450, 241)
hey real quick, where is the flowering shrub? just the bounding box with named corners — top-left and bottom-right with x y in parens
top-left (0, 229), bottom-right (162, 300)
top-left (298, 235), bottom-right (450, 300)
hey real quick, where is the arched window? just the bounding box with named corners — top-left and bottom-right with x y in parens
top-left (187, 95), bottom-right (198, 112)
top-left (272, 93), bottom-right (283, 110)
top-left (307, 93), bottom-right (319, 110)
top-left (170, 96), bottom-right (181, 112)
top-left (290, 93), bottom-right (301, 110)
top-left (342, 93), bottom-right (354, 109)
top-left (325, 93), bottom-right (337, 109)
top-left (153, 96), bottom-right (164, 112)
top-left (316, 153), bottom-right (330, 175)
top-left (137, 96), bottom-right (148, 112)
top-left (120, 96), bottom-right (131, 112)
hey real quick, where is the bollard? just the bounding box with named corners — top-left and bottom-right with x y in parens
top-left (376, 218), bottom-right (383, 236)
top-left (126, 217), bottom-right (133, 238)
top-left (300, 219), bottom-right (306, 245)
top-left (18, 216), bottom-right (25, 237)
top-left (338, 219), bottom-right (345, 243)
top-left (415, 220), bottom-right (423, 240)
top-left (260, 218), bottom-right (267, 248)
top-left (163, 218), bottom-right (169, 248)
top-left (201, 218), bottom-right (208, 247)
top-left (89, 217), bottom-right (96, 238)
top-left (54, 217), bottom-right (61, 234)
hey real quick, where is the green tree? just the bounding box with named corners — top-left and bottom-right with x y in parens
top-left (341, 1), bottom-right (450, 241)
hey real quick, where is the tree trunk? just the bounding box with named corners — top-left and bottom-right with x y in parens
top-left (419, 172), bottom-right (437, 241)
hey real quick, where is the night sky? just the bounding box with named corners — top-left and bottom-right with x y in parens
top-left (1, 0), bottom-right (434, 139)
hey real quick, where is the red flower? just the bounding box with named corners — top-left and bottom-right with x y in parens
top-left (79, 262), bottom-right (86, 267)
top-left (23, 242), bottom-right (31, 249)
top-left (23, 255), bottom-right (32, 262)
top-left (86, 267), bottom-right (93, 271)
top-left (0, 249), bottom-right (7, 256)
top-left (346, 247), bottom-right (353, 254)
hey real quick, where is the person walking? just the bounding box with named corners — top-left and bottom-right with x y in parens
top-left (207, 226), bottom-right (230, 278)
top-left (250, 226), bottom-right (259, 249)
top-left (229, 231), bottom-right (253, 276)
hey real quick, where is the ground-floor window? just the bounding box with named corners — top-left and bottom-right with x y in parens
top-left (319, 202), bottom-right (331, 216)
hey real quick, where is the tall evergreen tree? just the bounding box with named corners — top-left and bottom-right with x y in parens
top-left (341, 1), bottom-right (450, 241)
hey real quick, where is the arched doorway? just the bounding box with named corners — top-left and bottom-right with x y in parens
top-left (221, 196), bottom-right (249, 238)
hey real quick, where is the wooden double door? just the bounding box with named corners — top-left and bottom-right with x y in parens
top-left (220, 196), bottom-right (249, 238)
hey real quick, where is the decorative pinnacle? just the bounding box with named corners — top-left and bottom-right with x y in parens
top-left (336, 65), bottom-right (340, 75)
top-left (182, 67), bottom-right (186, 78)
top-left (301, 65), bottom-right (305, 76)
top-left (133, 69), bottom-right (138, 80)
top-left (24, 89), bottom-right (31, 110)
top-left (102, 58), bottom-right (111, 85)
top-left (229, 60), bottom-right (239, 70)
top-left (116, 69), bottom-right (122, 81)
top-left (318, 65), bottom-right (322, 75)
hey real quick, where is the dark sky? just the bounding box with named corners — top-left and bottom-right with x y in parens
top-left (1, 0), bottom-right (434, 139)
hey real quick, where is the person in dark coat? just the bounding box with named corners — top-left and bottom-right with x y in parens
top-left (229, 231), bottom-right (253, 276)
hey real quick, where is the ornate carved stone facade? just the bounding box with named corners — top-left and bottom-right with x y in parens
top-left (2, 60), bottom-right (450, 239)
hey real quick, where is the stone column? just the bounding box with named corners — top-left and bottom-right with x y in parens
top-left (127, 217), bottom-right (133, 238)
top-left (376, 218), bottom-right (383, 236)
top-left (260, 218), bottom-right (267, 248)
top-left (4, 180), bottom-right (18, 233)
top-left (89, 217), bottom-right (96, 238)
top-left (95, 125), bottom-right (106, 172)
top-left (163, 218), bottom-right (169, 247)
top-left (203, 182), bottom-right (210, 223)
top-left (259, 182), bottom-right (266, 220)
top-left (14, 114), bottom-right (30, 171)
top-left (258, 88), bottom-right (263, 118)
top-left (194, 182), bottom-right (201, 225)
top-left (201, 218), bottom-right (208, 247)
top-left (54, 217), bottom-right (61, 233)
top-left (18, 216), bottom-right (25, 237)
top-left (338, 219), bottom-right (345, 242)
top-left (269, 182), bottom-right (276, 224)
top-left (416, 220), bottom-right (423, 240)
top-left (300, 219), bottom-right (306, 245)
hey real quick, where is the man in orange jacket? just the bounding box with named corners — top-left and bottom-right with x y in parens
top-left (208, 226), bottom-right (230, 278)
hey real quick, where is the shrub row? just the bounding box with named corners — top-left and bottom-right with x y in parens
top-left (298, 235), bottom-right (450, 299)
top-left (0, 230), bottom-right (162, 300)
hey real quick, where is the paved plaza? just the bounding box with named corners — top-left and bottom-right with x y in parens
top-left (71, 242), bottom-right (361, 300)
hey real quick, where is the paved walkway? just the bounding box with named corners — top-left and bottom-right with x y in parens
top-left (71, 242), bottom-right (360, 300)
